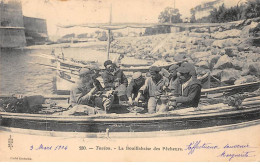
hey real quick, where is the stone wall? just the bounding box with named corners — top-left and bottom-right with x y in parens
top-left (0, 0), bottom-right (26, 48)
top-left (23, 16), bottom-right (48, 45)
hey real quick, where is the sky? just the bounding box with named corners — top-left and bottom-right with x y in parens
top-left (21, 0), bottom-right (243, 37)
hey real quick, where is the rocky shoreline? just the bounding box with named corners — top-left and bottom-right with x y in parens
top-left (110, 18), bottom-right (260, 85)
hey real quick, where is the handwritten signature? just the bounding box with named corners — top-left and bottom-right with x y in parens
top-left (184, 140), bottom-right (257, 161)
top-left (185, 140), bottom-right (219, 155)
top-left (218, 150), bottom-right (255, 161)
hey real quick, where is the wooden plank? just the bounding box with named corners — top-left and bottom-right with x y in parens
top-left (1, 118), bottom-right (259, 138)
top-left (201, 81), bottom-right (260, 94)
top-left (0, 105), bottom-right (259, 122)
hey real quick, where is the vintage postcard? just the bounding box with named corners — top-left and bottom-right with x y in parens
top-left (0, 0), bottom-right (260, 162)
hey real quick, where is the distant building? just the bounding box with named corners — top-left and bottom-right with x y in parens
top-left (144, 25), bottom-right (171, 36)
top-left (23, 16), bottom-right (48, 45)
top-left (193, 0), bottom-right (224, 20)
top-left (0, 0), bottom-right (26, 48)
top-left (0, 0), bottom-right (48, 48)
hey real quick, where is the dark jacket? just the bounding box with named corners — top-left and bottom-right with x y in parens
top-left (101, 69), bottom-right (128, 89)
top-left (70, 79), bottom-right (103, 104)
top-left (175, 78), bottom-right (201, 108)
top-left (126, 78), bottom-right (145, 99)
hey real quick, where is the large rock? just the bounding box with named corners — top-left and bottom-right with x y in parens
top-left (187, 37), bottom-right (203, 45)
top-left (212, 38), bottom-right (241, 48)
top-left (212, 29), bottom-right (241, 40)
top-left (196, 67), bottom-right (210, 76)
top-left (241, 21), bottom-right (260, 38)
top-left (175, 48), bottom-right (186, 55)
top-left (214, 55), bottom-right (233, 69)
top-left (191, 27), bottom-right (209, 33)
top-left (245, 52), bottom-right (260, 62)
top-left (211, 69), bottom-right (223, 79)
top-left (234, 75), bottom-right (258, 85)
top-left (242, 62), bottom-right (260, 77)
top-left (251, 46), bottom-right (260, 54)
top-left (173, 53), bottom-right (187, 62)
top-left (204, 39), bottom-right (215, 47)
top-left (191, 52), bottom-right (210, 62)
top-left (210, 27), bottom-right (219, 32)
top-left (208, 55), bottom-right (221, 69)
top-left (189, 32), bottom-right (210, 38)
top-left (231, 59), bottom-right (244, 70)
top-left (211, 48), bottom-right (221, 55)
top-left (248, 62), bottom-right (260, 76)
top-left (221, 69), bottom-right (241, 85)
top-left (225, 47), bottom-right (238, 57)
top-left (237, 41), bottom-right (251, 52)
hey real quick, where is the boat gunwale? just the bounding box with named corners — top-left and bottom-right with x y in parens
top-left (0, 105), bottom-right (259, 122)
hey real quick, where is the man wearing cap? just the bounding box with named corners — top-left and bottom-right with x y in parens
top-left (138, 66), bottom-right (169, 113)
top-left (170, 63), bottom-right (201, 108)
top-left (126, 72), bottom-right (146, 105)
top-left (102, 60), bottom-right (128, 102)
top-left (70, 67), bottom-right (114, 111)
top-left (180, 62), bottom-right (197, 78)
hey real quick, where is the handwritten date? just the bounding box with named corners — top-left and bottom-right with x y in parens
top-left (30, 144), bottom-right (68, 151)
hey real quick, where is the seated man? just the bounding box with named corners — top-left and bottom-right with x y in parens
top-left (102, 60), bottom-right (128, 102)
top-left (70, 67), bottom-right (114, 111)
top-left (126, 72), bottom-right (147, 105)
top-left (138, 66), bottom-right (169, 113)
top-left (169, 63), bottom-right (201, 108)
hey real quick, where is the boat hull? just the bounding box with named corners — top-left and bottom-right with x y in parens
top-left (1, 105), bottom-right (259, 133)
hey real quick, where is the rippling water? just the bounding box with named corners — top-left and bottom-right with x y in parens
top-left (0, 47), bottom-right (113, 95)
top-left (0, 46), bottom-right (149, 96)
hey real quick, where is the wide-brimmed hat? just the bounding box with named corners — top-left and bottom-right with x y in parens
top-left (89, 64), bottom-right (101, 71)
top-left (168, 64), bottom-right (179, 72)
top-left (149, 66), bottom-right (160, 73)
top-left (178, 62), bottom-right (196, 75)
top-left (79, 68), bottom-right (92, 76)
top-left (177, 66), bottom-right (191, 74)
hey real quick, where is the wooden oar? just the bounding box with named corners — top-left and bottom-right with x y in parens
top-left (29, 53), bottom-right (56, 60)
top-left (201, 81), bottom-right (260, 94)
top-left (29, 62), bottom-right (79, 76)
top-left (0, 94), bottom-right (69, 100)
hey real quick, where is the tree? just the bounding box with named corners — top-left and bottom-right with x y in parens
top-left (190, 8), bottom-right (196, 23)
top-left (158, 7), bottom-right (182, 23)
top-left (243, 0), bottom-right (260, 19)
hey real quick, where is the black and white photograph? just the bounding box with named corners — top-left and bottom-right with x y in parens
top-left (0, 0), bottom-right (260, 162)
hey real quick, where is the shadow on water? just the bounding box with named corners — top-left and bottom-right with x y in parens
top-left (0, 49), bottom-right (56, 95)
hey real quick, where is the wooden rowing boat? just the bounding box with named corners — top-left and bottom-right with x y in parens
top-left (0, 81), bottom-right (259, 133)
top-left (0, 95), bottom-right (259, 133)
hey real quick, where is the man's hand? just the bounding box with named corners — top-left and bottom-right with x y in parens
top-left (169, 96), bottom-right (177, 101)
top-left (77, 96), bottom-right (83, 104)
top-left (135, 92), bottom-right (142, 102)
top-left (128, 97), bottom-right (133, 105)
top-left (114, 82), bottom-right (119, 88)
top-left (79, 93), bottom-right (92, 103)
top-left (162, 86), bottom-right (168, 91)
